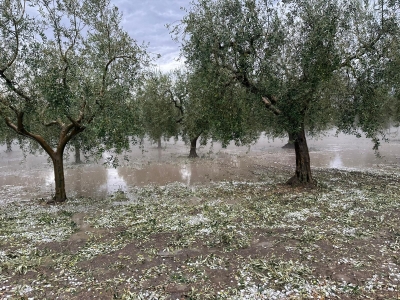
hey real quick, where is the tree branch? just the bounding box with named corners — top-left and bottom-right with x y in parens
top-left (58, 122), bottom-right (85, 152)
top-left (67, 98), bottom-right (87, 126)
top-left (2, 19), bottom-right (20, 71)
top-left (0, 71), bottom-right (32, 102)
top-left (44, 120), bottom-right (63, 128)
top-left (262, 97), bottom-right (281, 115)
top-left (101, 55), bottom-right (136, 97)
top-left (165, 88), bottom-right (184, 117)
top-left (220, 63), bottom-right (260, 95)
top-left (0, 0), bottom-right (26, 72)
top-left (5, 112), bottom-right (55, 157)
top-left (340, 32), bottom-right (384, 68)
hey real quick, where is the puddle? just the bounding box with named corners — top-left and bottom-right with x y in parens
top-left (0, 129), bottom-right (399, 204)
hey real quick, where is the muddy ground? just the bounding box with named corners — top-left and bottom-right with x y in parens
top-left (1, 132), bottom-right (400, 299)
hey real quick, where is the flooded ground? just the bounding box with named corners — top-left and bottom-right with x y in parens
top-left (0, 129), bottom-right (399, 203)
top-left (2, 129), bottom-right (400, 299)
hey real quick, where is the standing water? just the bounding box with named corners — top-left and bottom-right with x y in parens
top-left (0, 129), bottom-right (399, 204)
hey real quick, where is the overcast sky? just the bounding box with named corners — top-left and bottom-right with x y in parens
top-left (112, 0), bottom-right (191, 72)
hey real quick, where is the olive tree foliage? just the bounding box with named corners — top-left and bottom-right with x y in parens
top-left (172, 0), bottom-right (399, 184)
top-left (0, 0), bottom-right (149, 202)
top-left (167, 69), bottom-right (214, 158)
top-left (389, 40), bottom-right (400, 127)
top-left (194, 68), bottom-right (266, 148)
top-left (331, 0), bottom-right (400, 148)
top-left (136, 71), bottom-right (180, 148)
top-left (165, 68), bottom-right (264, 158)
top-left (0, 119), bottom-right (19, 152)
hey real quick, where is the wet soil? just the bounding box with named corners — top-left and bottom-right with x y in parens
top-left (3, 171), bottom-right (400, 299)
top-left (1, 130), bottom-right (400, 299)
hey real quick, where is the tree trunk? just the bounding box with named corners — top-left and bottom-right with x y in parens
top-left (287, 127), bottom-right (314, 185)
top-left (189, 136), bottom-right (199, 158)
top-left (74, 142), bottom-right (81, 164)
top-left (4, 111), bottom-right (85, 203)
top-left (282, 132), bottom-right (296, 149)
top-left (51, 151), bottom-right (67, 203)
top-left (157, 137), bottom-right (162, 149)
top-left (5, 138), bottom-right (12, 152)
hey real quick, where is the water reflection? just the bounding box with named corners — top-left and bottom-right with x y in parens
top-left (44, 165), bottom-right (109, 199)
top-left (117, 158), bottom-right (248, 187)
top-left (180, 164), bottom-right (191, 185)
top-left (69, 166), bottom-right (108, 198)
top-left (329, 153), bottom-right (343, 169)
top-left (104, 168), bottom-right (127, 194)
top-left (0, 129), bottom-right (399, 203)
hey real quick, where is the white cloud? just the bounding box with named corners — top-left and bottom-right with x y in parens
top-left (111, 0), bottom-right (190, 72)
top-left (158, 55), bottom-right (185, 73)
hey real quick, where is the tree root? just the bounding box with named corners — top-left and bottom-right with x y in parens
top-left (188, 151), bottom-right (198, 158)
top-left (286, 175), bottom-right (316, 187)
top-left (46, 196), bottom-right (67, 205)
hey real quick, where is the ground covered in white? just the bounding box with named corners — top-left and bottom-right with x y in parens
top-left (1, 163), bottom-right (400, 299)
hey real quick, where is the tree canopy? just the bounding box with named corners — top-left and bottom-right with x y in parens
top-left (161, 68), bottom-right (264, 157)
top-left (0, 0), bottom-right (149, 202)
top-left (172, 0), bottom-right (400, 184)
top-left (136, 71), bottom-right (180, 148)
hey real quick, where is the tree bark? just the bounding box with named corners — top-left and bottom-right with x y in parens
top-left (74, 142), bottom-right (81, 164)
top-left (287, 127), bottom-right (314, 185)
top-left (282, 132), bottom-right (296, 149)
top-left (157, 137), bottom-right (162, 149)
top-left (51, 151), bottom-right (67, 203)
top-left (189, 135), bottom-right (199, 158)
top-left (5, 138), bottom-right (12, 152)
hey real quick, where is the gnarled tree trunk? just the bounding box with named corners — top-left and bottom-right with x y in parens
top-left (189, 135), bottom-right (199, 158)
top-left (52, 151), bottom-right (67, 202)
top-left (287, 127), bottom-right (313, 185)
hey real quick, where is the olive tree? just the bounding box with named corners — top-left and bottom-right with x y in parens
top-left (0, 0), bottom-right (149, 202)
top-left (166, 68), bottom-right (263, 158)
top-left (166, 69), bottom-right (213, 158)
top-left (336, 0), bottom-right (400, 146)
top-left (173, 0), bottom-right (397, 184)
top-left (137, 71), bottom-right (180, 148)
